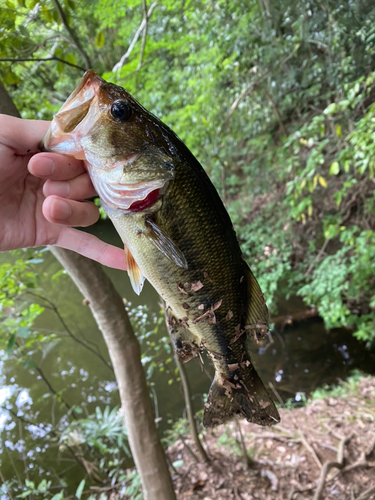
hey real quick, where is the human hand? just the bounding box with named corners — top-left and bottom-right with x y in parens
top-left (0, 115), bottom-right (126, 270)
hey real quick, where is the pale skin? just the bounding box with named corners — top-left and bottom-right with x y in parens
top-left (0, 114), bottom-right (126, 270)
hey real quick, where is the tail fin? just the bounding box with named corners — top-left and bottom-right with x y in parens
top-left (203, 369), bottom-right (280, 428)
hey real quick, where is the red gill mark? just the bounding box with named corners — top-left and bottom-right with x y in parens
top-left (128, 189), bottom-right (160, 212)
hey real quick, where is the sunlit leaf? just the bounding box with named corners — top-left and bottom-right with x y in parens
top-left (51, 493), bottom-right (64, 500)
top-left (324, 103), bottom-right (337, 114)
top-left (318, 176), bottom-right (327, 188)
top-left (95, 31), bottom-right (105, 49)
top-left (75, 479), bottom-right (85, 499)
top-left (65, 53), bottom-right (77, 66)
top-left (329, 161), bottom-right (340, 175)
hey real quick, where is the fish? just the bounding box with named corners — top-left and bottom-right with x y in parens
top-left (41, 70), bottom-right (280, 427)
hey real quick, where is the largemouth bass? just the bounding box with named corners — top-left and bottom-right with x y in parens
top-left (42, 70), bottom-right (280, 427)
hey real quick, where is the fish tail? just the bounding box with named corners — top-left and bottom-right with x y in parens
top-left (203, 368), bottom-right (280, 428)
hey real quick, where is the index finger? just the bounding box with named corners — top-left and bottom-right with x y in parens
top-left (0, 115), bottom-right (50, 154)
top-left (28, 152), bottom-right (85, 181)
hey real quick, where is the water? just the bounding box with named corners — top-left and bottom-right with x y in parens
top-left (1, 219), bottom-right (374, 491)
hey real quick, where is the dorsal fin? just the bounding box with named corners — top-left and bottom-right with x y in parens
top-left (124, 246), bottom-right (145, 295)
top-left (244, 264), bottom-right (269, 339)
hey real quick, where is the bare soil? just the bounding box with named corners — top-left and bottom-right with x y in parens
top-left (168, 376), bottom-right (375, 500)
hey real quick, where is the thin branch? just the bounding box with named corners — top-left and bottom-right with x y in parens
top-left (263, 88), bottom-right (288, 136)
top-left (137, 0), bottom-right (148, 70)
top-left (178, 432), bottom-right (200, 463)
top-left (112, 1), bottom-right (158, 73)
top-left (0, 469), bottom-right (15, 500)
top-left (27, 291), bottom-right (113, 373)
top-left (0, 405), bottom-right (43, 428)
top-left (0, 405), bottom-right (86, 473)
top-left (0, 57), bottom-right (86, 71)
top-left (304, 238), bottom-right (330, 276)
top-left (356, 485), bottom-right (375, 500)
top-left (236, 420), bottom-right (253, 467)
top-left (35, 366), bottom-right (77, 418)
top-left (50, 0), bottom-right (92, 70)
top-left (312, 434), bottom-right (352, 500)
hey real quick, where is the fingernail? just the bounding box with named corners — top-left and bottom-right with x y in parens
top-left (44, 181), bottom-right (70, 198)
top-left (34, 157), bottom-right (55, 176)
top-left (50, 198), bottom-right (72, 220)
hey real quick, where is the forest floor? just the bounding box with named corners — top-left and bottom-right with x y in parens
top-left (168, 376), bottom-right (375, 500)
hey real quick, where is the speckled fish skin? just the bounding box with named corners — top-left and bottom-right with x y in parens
top-left (41, 70), bottom-right (280, 427)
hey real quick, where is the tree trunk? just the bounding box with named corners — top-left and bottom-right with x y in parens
top-left (0, 78), bottom-right (176, 500)
top-left (0, 80), bottom-right (21, 117)
top-left (50, 248), bottom-right (176, 500)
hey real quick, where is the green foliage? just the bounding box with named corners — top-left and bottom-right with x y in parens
top-left (310, 370), bottom-right (364, 400)
top-left (60, 405), bottom-right (130, 455)
top-left (126, 303), bottom-right (176, 384)
top-left (162, 416), bottom-right (190, 448)
top-left (0, 251), bottom-right (49, 360)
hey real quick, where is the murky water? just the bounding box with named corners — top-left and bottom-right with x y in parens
top-left (1, 219), bottom-right (374, 491)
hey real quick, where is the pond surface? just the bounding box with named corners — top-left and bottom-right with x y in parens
top-left (1, 219), bottom-right (374, 492)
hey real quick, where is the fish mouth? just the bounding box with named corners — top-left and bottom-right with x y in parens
top-left (40, 70), bottom-right (104, 156)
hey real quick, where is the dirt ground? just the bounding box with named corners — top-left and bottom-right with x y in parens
top-left (168, 376), bottom-right (375, 500)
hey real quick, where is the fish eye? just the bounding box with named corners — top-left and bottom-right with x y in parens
top-left (111, 100), bottom-right (132, 121)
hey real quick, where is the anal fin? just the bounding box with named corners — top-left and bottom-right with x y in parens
top-left (125, 246), bottom-right (145, 295)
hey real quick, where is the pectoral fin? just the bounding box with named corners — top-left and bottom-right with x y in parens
top-left (244, 264), bottom-right (269, 339)
top-left (145, 218), bottom-right (188, 270)
top-left (125, 246), bottom-right (145, 295)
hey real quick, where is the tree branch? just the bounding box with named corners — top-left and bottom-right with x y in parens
top-left (0, 57), bottom-right (86, 71)
top-left (312, 434), bottom-right (353, 500)
top-left (137, 0), bottom-right (148, 70)
top-left (50, 0), bottom-right (92, 70)
top-left (27, 290), bottom-right (114, 373)
top-left (112, 1), bottom-right (158, 73)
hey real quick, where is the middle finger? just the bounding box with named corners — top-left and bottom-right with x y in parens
top-left (43, 172), bottom-right (97, 200)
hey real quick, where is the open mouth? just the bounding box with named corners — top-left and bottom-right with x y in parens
top-left (40, 70), bottom-right (104, 156)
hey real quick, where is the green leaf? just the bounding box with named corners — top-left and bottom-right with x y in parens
top-left (7, 333), bottom-right (16, 354)
top-left (17, 326), bottom-right (31, 338)
top-left (95, 31), bottom-right (105, 49)
top-left (51, 493), bottom-right (64, 500)
top-left (16, 491), bottom-right (32, 498)
top-left (23, 359), bottom-right (36, 370)
top-left (65, 53), bottom-right (77, 66)
top-left (324, 103), bottom-right (337, 115)
top-left (172, 459), bottom-right (184, 468)
top-left (329, 161), bottom-right (340, 175)
top-left (37, 479), bottom-right (50, 492)
top-left (75, 479), bottom-right (85, 499)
